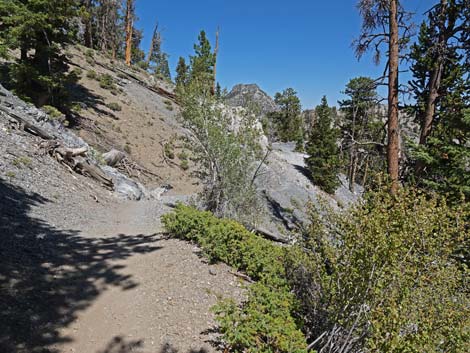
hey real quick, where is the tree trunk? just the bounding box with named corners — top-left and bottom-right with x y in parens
top-left (125, 0), bottom-right (134, 66)
top-left (362, 155), bottom-right (369, 188)
top-left (20, 46), bottom-right (27, 61)
top-left (212, 27), bottom-right (220, 95)
top-left (83, 0), bottom-right (93, 48)
top-left (348, 147), bottom-right (357, 192)
top-left (418, 0), bottom-right (448, 146)
top-left (387, 0), bottom-right (400, 194)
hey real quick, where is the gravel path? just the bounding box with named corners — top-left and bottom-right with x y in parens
top-left (53, 201), bottom-right (245, 353)
top-left (1, 185), bottom-right (244, 353)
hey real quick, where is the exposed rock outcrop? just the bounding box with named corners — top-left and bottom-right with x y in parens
top-left (254, 142), bottom-right (363, 242)
top-left (226, 84), bottom-right (278, 116)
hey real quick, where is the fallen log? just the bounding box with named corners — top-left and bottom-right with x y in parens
top-left (103, 149), bottom-right (126, 167)
top-left (40, 140), bottom-right (113, 189)
top-left (55, 146), bottom-right (88, 158)
top-left (251, 226), bottom-right (289, 244)
top-left (73, 156), bottom-right (114, 188)
top-left (0, 105), bottom-right (55, 140)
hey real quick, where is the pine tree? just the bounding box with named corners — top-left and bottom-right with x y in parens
top-left (355, 0), bottom-right (413, 194)
top-left (92, 0), bottom-right (122, 57)
top-left (147, 23), bottom-right (171, 80)
top-left (339, 77), bottom-right (385, 191)
top-left (408, 0), bottom-right (470, 200)
top-left (175, 57), bottom-right (189, 89)
top-left (0, 0), bottom-right (80, 108)
top-left (305, 96), bottom-right (341, 194)
top-left (189, 30), bottom-right (215, 86)
top-left (269, 88), bottom-right (304, 147)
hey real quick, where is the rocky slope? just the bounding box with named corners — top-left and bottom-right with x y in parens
top-left (64, 45), bottom-right (199, 195)
top-left (254, 142), bottom-right (362, 241)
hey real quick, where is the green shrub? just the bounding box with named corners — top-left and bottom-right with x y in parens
top-left (42, 105), bottom-right (63, 120)
top-left (12, 156), bottom-right (32, 167)
top-left (286, 188), bottom-right (470, 352)
top-left (86, 70), bottom-right (97, 80)
top-left (214, 283), bottom-right (307, 353)
top-left (68, 68), bottom-right (82, 81)
top-left (136, 61), bottom-right (149, 70)
top-left (106, 102), bottom-right (122, 112)
top-left (5, 171), bottom-right (16, 179)
top-left (178, 151), bottom-right (188, 161)
top-left (85, 48), bottom-right (94, 59)
top-left (162, 205), bottom-right (307, 352)
top-left (164, 142), bottom-right (175, 159)
top-left (164, 99), bottom-right (174, 111)
top-left (124, 143), bottom-right (131, 154)
top-left (99, 73), bottom-right (115, 90)
top-left (180, 159), bottom-right (189, 170)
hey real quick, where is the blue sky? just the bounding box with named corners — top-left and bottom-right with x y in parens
top-left (135, 0), bottom-right (429, 109)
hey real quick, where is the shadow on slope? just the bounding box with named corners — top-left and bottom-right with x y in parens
top-left (0, 179), bottom-right (162, 353)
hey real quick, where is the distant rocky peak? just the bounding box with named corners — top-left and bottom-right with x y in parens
top-left (226, 83), bottom-right (278, 116)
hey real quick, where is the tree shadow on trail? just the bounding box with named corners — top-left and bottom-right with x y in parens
top-left (96, 337), bottom-right (209, 353)
top-left (159, 342), bottom-right (208, 353)
top-left (0, 179), bottom-right (163, 353)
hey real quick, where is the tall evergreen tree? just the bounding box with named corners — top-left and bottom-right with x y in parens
top-left (268, 88), bottom-right (304, 147)
top-left (408, 0), bottom-right (470, 199)
top-left (90, 0), bottom-right (122, 57)
top-left (0, 0), bottom-right (80, 108)
top-left (175, 57), bottom-right (189, 89)
top-left (355, 0), bottom-right (413, 194)
top-left (147, 23), bottom-right (170, 80)
top-left (305, 96), bottom-right (341, 194)
top-left (189, 30), bottom-right (215, 86)
top-left (124, 0), bottom-right (134, 66)
top-left (339, 77), bottom-right (385, 191)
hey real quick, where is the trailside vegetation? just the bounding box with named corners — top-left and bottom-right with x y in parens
top-left (163, 187), bottom-right (469, 353)
top-left (161, 204), bottom-right (308, 353)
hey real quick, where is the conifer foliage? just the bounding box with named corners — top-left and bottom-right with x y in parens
top-left (0, 0), bottom-right (80, 107)
top-left (339, 77), bottom-right (385, 191)
top-left (408, 0), bottom-right (470, 200)
top-left (147, 23), bottom-right (171, 80)
top-left (189, 30), bottom-right (215, 86)
top-left (305, 96), bottom-right (341, 194)
top-left (268, 88), bottom-right (304, 147)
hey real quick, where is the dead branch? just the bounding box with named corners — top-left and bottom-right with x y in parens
top-left (228, 270), bottom-right (254, 283)
top-left (0, 106), bottom-right (55, 140)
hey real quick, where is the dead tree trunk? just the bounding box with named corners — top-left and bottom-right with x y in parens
top-left (125, 0), bottom-right (134, 66)
top-left (212, 27), bottom-right (220, 95)
top-left (387, 0), bottom-right (400, 195)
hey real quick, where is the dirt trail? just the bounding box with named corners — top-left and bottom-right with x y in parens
top-left (0, 181), bottom-right (243, 353)
top-left (50, 200), bottom-right (244, 353)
